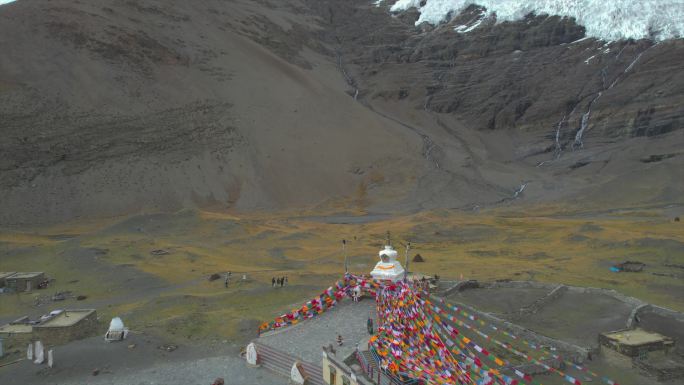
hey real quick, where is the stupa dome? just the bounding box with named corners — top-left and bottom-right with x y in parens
top-left (379, 245), bottom-right (398, 259)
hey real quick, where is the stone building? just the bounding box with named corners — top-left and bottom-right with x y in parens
top-left (599, 328), bottom-right (675, 357)
top-left (33, 309), bottom-right (98, 346)
top-left (4, 272), bottom-right (45, 292)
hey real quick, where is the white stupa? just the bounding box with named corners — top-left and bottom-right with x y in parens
top-left (370, 241), bottom-right (405, 282)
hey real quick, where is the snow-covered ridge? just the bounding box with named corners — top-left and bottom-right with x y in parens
top-left (386, 0), bottom-right (684, 41)
top-left (0, 0), bottom-right (18, 6)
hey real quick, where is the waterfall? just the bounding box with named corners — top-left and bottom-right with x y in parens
top-left (513, 182), bottom-right (528, 199)
top-left (573, 92), bottom-right (602, 149)
top-left (574, 44), bottom-right (652, 149)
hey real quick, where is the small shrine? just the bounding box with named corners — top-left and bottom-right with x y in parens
top-left (370, 232), bottom-right (405, 282)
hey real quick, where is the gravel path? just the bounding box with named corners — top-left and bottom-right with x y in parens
top-left (0, 334), bottom-right (284, 385)
top-left (59, 356), bottom-right (286, 385)
top-left (258, 298), bottom-right (376, 363)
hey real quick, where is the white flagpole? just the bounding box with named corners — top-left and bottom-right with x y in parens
top-left (404, 242), bottom-right (411, 282)
top-left (343, 239), bottom-right (348, 274)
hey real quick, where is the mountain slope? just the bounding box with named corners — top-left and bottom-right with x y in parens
top-left (307, 0), bottom-right (684, 210)
top-left (0, 0), bottom-right (427, 224)
top-left (0, 0), bottom-right (682, 225)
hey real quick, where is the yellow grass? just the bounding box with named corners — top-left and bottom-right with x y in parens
top-left (1, 205), bottom-right (682, 342)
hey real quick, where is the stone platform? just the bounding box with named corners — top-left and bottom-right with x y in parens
top-left (257, 298), bottom-right (376, 364)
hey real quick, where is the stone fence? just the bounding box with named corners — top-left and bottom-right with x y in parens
top-left (439, 279), bottom-right (684, 356)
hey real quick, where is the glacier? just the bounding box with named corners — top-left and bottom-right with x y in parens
top-left (387, 0), bottom-right (684, 41)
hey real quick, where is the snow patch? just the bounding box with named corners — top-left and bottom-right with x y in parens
top-left (0, 0), bottom-right (18, 5)
top-left (388, 0), bottom-right (684, 41)
top-left (570, 36), bottom-right (591, 44)
top-left (455, 16), bottom-right (485, 33)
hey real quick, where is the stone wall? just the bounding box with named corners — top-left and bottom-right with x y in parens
top-left (442, 280), bottom-right (480, 297)
top-left (600, 345), bottom-right (634, 368)
top-left (635, 305), bottom-right (684, 354)
top-left (433, 295), bottom-right (591, 361)
top-left (464, 281), bottom-right (682, 339)
top-left (515, 285), bottom-right (568, 317)
top-left (634, 357), bottom-right (684, 381)
top-left (0, 332), bottom-right (33, 357)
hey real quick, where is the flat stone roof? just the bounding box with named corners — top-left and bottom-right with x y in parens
top-left (36, 309), bottom-right (96, 328)
top-left (0, 323), bottom-right (33, 334)
top-left (0, 272), bottom-right (17, 279)
top-left (258, 298), bottom-right (376, 364)
top-left (6, 272), bottom-right (44, 279)
top-left (602, 328), bottom-right (671, 346)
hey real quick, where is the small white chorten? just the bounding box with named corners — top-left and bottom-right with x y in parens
top-left (105, 317), bottom-right (128, 342)
top-left (370, 243), bottom-right (405, 282)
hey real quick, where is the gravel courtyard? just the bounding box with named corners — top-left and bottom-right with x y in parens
top-left (59, 356), bottom-right (286, 385)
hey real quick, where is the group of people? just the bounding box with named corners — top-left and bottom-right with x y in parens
top-left (412, 275), bottom-right (436, 292)
top-left (271, 276), bottom-right (288, 287)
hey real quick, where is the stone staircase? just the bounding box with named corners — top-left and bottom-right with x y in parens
top-left (254, 342), bottom-right (325, 385)
top-left (513, 284), bottom-right (568, 318)
top-left (359, 349), bottom-right (378, 373)
top-left (358, 349), bottom-right (391, 385)
top-left (357, 348), bottom-right (419, 385)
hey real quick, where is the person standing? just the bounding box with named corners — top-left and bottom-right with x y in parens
top-left (284, 276), bottom-right (288, 285)
top-left (367, 316), bottom-right (374, 335)
top-left (272, 277), bottom-right (276, 287)
top-left (280, 277), bottom-right (284, 287)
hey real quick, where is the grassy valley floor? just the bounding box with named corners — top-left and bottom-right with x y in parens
top-left (1, 205), bottom-right (682, 350)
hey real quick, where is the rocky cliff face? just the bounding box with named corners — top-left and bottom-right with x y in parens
top-left (313, 1), bottom-right (684, 148)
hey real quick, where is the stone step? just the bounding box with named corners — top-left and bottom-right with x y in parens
top-left (255, 342), bottom-right (325, 385)
top-left (261, 360), bottom-right (290, 378)
top-left (361, 350), bottom-right (378, 370)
